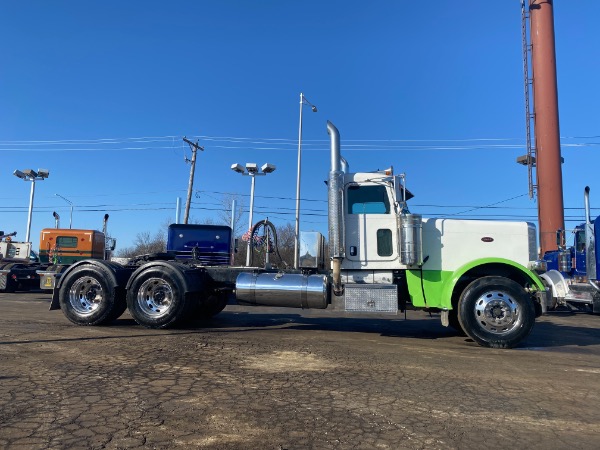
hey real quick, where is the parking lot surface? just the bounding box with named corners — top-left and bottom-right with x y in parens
top-left (0, 291), bottom-right (599, 449)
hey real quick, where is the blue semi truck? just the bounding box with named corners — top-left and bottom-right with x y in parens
top-left (541, 187), bottom-right (600, 314)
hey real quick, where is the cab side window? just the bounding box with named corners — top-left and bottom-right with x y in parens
top-left (347, 185), bottom-right (390, 214)
top-left (56, 236), bottom-right (78, 248)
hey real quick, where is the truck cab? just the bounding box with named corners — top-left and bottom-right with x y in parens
top-left (540, 186), bottom-right (600, 313)
top-left (39, 228), bottom-right (107, 264)
top-left (342, 169), bottom-right (417, 270)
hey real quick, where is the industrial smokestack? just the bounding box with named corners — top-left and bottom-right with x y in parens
top-left (529, 0), bottom-right (565, 255)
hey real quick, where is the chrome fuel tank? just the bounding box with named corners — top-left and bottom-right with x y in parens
top-left (235, 272), bottom-right (329, 309)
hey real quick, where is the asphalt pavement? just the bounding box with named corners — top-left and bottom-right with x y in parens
top-left (0, 291), bottom-right (599, 449)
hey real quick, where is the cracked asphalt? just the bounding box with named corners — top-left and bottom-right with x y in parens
top-left (1, 292), bottom-right (599, 450)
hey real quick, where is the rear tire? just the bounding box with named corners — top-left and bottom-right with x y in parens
top-left (58, 264), bottom-right (124, 326)
top-left (458, 276), bottom-right (535, 349)
top-left (195, 291), bottom-right (228, 320)
top-left (126, 265), bottom-right (192, 329)
top-left (3, 277), bottom-right (16, 293)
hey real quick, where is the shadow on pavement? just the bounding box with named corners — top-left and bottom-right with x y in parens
top-left (1, 307), bottom-right (597, 350)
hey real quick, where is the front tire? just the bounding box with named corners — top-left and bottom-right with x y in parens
top-left (58, 264), bottom-right (125, 326)
top-left (458, 276), bottom-right (535, 349)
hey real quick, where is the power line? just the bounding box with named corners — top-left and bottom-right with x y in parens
top-left (1, 133), bottom-right (598, 153)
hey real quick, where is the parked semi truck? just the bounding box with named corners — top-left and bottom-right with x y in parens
top-left (0, 215), bottom-right (115, 292)
top-left (49, 121), bottom-right (549, 348)
top-left (540, 187), bottom-right (600, 313)
top-left (0, 231), bottom-right (40, 292)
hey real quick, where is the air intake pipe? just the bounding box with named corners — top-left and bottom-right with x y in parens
top-left (327, 121), bottom-right (345, 296)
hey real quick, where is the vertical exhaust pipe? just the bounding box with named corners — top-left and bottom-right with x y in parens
top-left (327, 121), bottom-right (345, 295)
top-left (102, 214), bottom-right (109, 235)
top-left (584, 187), bottom-right (597, 281)
top-left (52, 211), bottom-right (60, 229)
top-left (585, 186), bottom-right (591, 225)
top-left (102, 214), bottom-right (111, 260)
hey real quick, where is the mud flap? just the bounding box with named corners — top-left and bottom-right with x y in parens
top-left (441, 310), bottom-right (449, 327)
top-left (49, 291), bottom-right (61, 310)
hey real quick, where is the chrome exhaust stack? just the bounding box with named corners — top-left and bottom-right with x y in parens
top-left (52, 211), bottom-right (60, 229)
top-left (327, 121), bottom-right (345, 295)
top-left (584, 187), bottom-right (597, 280)
top-left (102, 214), bottom-right (109, 235)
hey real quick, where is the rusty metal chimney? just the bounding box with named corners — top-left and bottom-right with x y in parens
top-left (529, 0), bottom-right (564, 255)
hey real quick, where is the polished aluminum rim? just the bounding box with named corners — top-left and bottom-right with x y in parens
top-left (474, 290), bottom-right (521, 334)
top-left (136, 277), bottom-right (174, 318)
top-left (69, 276), bottom-right (104, 316)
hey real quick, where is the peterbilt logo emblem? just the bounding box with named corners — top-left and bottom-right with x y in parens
top-left (481, 237), bottom-right (494, 243)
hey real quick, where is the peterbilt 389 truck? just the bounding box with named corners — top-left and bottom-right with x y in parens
top-left (49, 121), bottom-right (548, 348)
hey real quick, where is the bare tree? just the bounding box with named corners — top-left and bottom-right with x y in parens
top-left (190, 192), bottom-right (245, 236)
top-left (116, 221), bottom-right (168, 258)
top-left (273, 222), bottom-right (295, 266)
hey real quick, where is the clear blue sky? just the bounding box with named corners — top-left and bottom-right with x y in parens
top-left (1, 1), bottom-right (599, 252)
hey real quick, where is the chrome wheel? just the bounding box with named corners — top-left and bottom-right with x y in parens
top-left (69, 276), bottom-right (105, 316)
top-left (473, 290), bottom-right (521, 335)
top-left (459, 276), bottom-right (535, 348)
top-left (136, 277), bottom-right (175, 319)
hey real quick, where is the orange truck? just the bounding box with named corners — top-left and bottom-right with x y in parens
top-left (39, 229), bottom-right (107, 264)
top-left (0, 214), bottom-right (115, 292)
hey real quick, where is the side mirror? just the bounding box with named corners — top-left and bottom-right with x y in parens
top-left (556, 229), bottom-right (563, 247)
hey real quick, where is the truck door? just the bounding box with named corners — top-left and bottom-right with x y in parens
top-left (344, 183), bottom-right (398, 264)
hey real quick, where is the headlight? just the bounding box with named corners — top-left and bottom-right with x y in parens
top-left (528, 260), bottom-right (547, 273)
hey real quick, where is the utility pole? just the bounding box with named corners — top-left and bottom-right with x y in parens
top-left (182, 137), bottom-right (204, 224)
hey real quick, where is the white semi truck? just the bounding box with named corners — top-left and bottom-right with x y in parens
top-left (49, 121), bottom-right (548, 348)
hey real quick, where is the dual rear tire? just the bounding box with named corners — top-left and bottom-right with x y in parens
top-left (58, 261), bottom-right (226, 329)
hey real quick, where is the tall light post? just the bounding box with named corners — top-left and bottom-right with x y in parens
top-left (55, 194), bottom-right (73, 228)
top-left (295, 93), bottom-right (318, 269)
top-left (13, 168), bottom-right (50, 242)
top-left (231, 162), bottom-right (276, 266)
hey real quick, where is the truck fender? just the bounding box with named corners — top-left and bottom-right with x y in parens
top-left (440, 258), bottom-right (546, 310)
top-left (538, 269), bottom-right (569, 301)
top-left (124, 261), bottom-right (205, 297)
top-left (50, 259), bottom-right (129, 311)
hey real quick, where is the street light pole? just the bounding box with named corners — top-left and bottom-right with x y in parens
top-left (294, 93), bottom-right (317, 269)
top-left (26, 180), bottom-right (36, 242)
top-left (13, 168), bottom-right (50, 243)
top-left (55, 194), bottom-right (73, 228)
top-left (231, 162), bottom-right (276, 267)
top-left (247, 174), bottom-right (257, 266)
